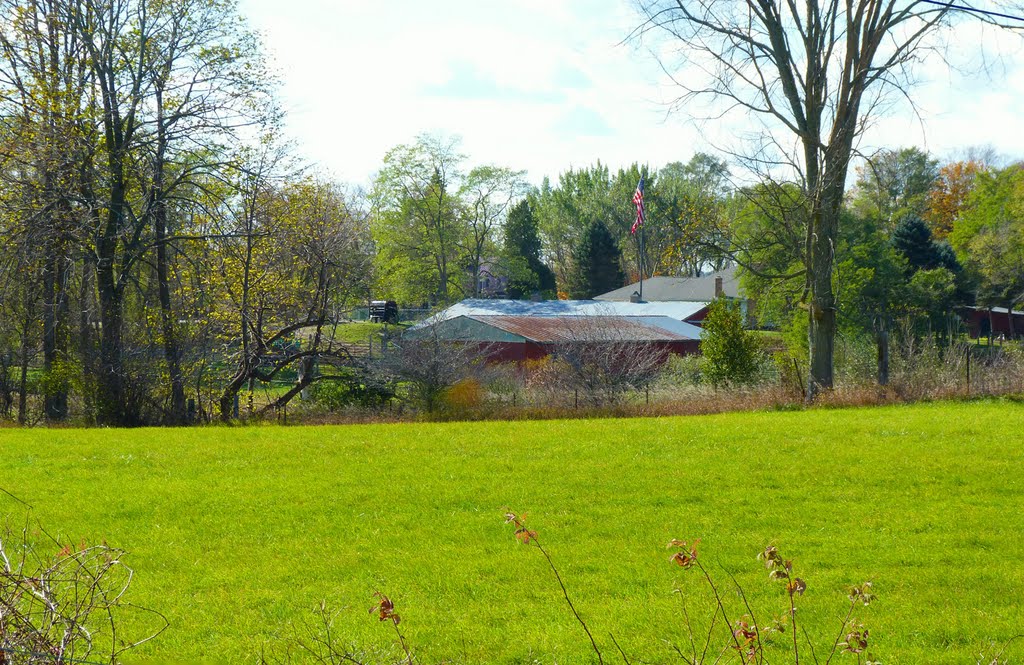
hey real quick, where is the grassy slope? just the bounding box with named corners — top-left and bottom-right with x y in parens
top-left (2, 401), bottom-right (1024, 663)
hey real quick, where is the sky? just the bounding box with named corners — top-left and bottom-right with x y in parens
top-left (236, 0), bottom-right (1024, 189)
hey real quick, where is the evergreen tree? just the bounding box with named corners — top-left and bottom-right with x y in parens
top-left (566, 220), bottom-right (625, 299)
top-left (892, 216), bottom-right (937, 270)
top-left (503, 200), bottom-right (556, 299)
top-left (892, 216), bottom-right (960, 273)
top-left (699, 299), bottom-right (763, 387)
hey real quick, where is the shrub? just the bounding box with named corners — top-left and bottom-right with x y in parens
top-left (657, 353), bottom-right (704, 389)
top-left (0, 512), bottom-right (166, 663)
top-left (700, 298), bottom-right (765, 387)
top-left (441, 378), bottom-right (484, 412)
top-left (310, 368), bottom-right (395, 409)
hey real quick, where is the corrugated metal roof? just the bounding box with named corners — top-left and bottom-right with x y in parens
top-left (412, 299), bottom-right (710, 330)
top-left (633, 316), bottom-right (705, 340)
top-left (402, 315), bottom-right (527, 343)
top-left (468, 315), bottom-right (697, 343)
top-left (594, 267), bottom-right (742, 302)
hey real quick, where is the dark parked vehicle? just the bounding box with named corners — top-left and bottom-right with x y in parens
top-left (369, 300), bottom-right (398, 324)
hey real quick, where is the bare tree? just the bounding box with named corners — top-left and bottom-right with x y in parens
top-left (217, 167), bottom-right (372, 422)
top-left (387, 325), bottom-right (493, 414)
top-left (548, 316), bottom-right (669, 407)
top-left (459, 165), bottom-right (529, 297)
top-left (634, 0), bottom-right (1021, 398)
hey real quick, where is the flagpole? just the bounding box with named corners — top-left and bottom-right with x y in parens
top-left (639, 224), bottom-right (644, 301)
top-left (632, 173), bottom-right (646, 302)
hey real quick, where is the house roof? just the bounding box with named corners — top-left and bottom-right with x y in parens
top-left (412, 298), bottom-right (710, 330)
top-left (469, 315), bottom-right (702, 343)
top-left (960, 305), bottom-right (1024, 316)
top-left (594, 267), bottom-right (742, 302)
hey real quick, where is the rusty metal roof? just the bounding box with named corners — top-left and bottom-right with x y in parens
top-left (468, 315), bottom-right (695, 343)
top-left (413, 299), bottom-right (710, 329)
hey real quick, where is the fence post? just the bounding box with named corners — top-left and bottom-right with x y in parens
top-left (574, 389), bottom-right (578, 409)
top-left (966, 345), bottom-right (971, 397)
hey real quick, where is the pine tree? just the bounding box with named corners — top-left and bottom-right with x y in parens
top-left (566, 220), bottom-right (625, 299)
top-left (892, 216), bottom-right (939, 271)
top-left (503, 200), bottom-right (556, 299)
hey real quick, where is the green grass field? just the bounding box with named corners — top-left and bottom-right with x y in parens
top-left (2, 400), bottom-right (1024, 663)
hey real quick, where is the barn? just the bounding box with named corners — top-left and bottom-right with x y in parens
top-left (959, 306), bottom-right (1024, 340)
top-left (403, 300), bottom-right (704, 362)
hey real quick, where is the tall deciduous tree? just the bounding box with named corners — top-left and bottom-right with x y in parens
top-left (0, 0), bottom-right (279, 424)
top-left (953, 165), bottom-right (1024, 336)
top-left (924, 160), bottom-right (985, 240)
top-left (372, 135), bottom-right (467, 305)
top-left (460, 165), bottom-right (528, 297)
top-left (636, 0), bottom-right (1016, 398)
top-left (533, 163), bottom-right (615, 290)
top-left (217, 166), bottom-right (372, 422)
top-left (657, 154), bottom-right (734, 276)
top-left (850, 147), bottom-right (939, 225)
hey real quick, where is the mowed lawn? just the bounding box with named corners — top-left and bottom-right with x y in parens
top-left (2, 401), bottom-right (1024, 663)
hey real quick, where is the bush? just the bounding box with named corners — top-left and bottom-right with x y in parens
top-left (656, 353), bottom-right (704, 389)
top-left (0, 513), bottom-right (167, 662)
top-left (441, 378), bottom-right (484, 412)
top-left (700, 298), bottom-right (765, 387)
top-left (310, 368), bottom-right (395, 409)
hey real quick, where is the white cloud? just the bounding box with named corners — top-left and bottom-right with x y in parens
top-left (239, 0), bottom-right (1024, 188)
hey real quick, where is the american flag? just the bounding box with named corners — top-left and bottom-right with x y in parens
top-left (630, 176), bottom-right (645, 234)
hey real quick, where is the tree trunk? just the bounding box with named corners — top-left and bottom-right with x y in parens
top-left (152, 91), bottom-right (187, 424)
top-left (17, 311), bottom-right (31, 426)
top-left (78, 256), bottom-right (97, 420)
top-left (807, 206), bottom-right (837, 399)
top-left (41, 232), bottom-right (70, 421)
top-left (96, 272), bottom-right (128, 426)
top-left (0, 352), bottom-right (12, 418)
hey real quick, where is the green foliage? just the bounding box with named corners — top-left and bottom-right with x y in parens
top-left (565, 219), bottom-right (625, 299)
top-left (311, 368), bottom-right (395, 409)
top-left (531, 156), bottom-right (735, 294)
top-left (532, 163), bottom-right (616, 290)
top-left (849, 147), bottom-right (939, 224)
top-left (700, 298), bottom-right (764, 386)
top-left (891, 216), bottom-right (960, 276)
top-left (835, 215), bottom-right (908, 325)
top-left (732, 182), bottom-right (809, 329)
top-left (952, 165), bottom-right (1024, 311)
top-left (2, 402), bottom-right (1024, 662)
top-left (502, 200), bottom-right (555, 299)
top-left (371, 135), bottom-right (468, 305)
top-left (656, 352), bottom-right (704, 388)
top-left (657, 154), bottom-right (734, 277)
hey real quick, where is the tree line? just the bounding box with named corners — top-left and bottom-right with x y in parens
top-left (0, 0), bottom-right (371, 425)
top-left (1, 0), bottom-right (1022, 426)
